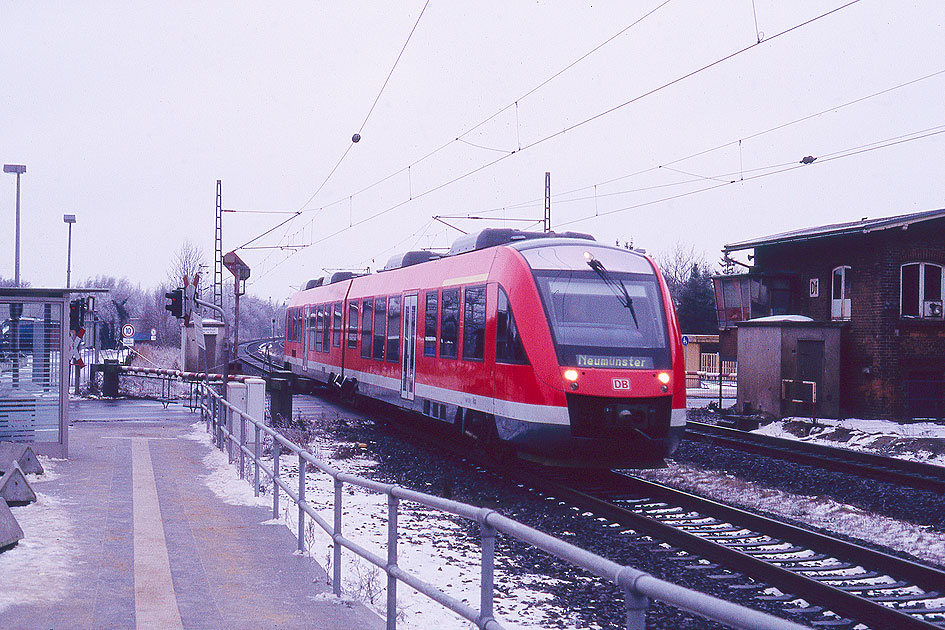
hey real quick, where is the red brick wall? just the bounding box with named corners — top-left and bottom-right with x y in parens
top-left (749, 218), bottom-right (945, 418)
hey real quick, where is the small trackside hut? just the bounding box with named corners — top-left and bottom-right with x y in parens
top-left (285, 229), bottom-right (686, 467)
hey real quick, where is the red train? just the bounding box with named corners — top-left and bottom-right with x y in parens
top-left (284, 228), bottom-right (686, 467)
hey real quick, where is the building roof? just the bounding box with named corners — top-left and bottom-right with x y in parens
top-left (723, 207), bottom-right (945, 253)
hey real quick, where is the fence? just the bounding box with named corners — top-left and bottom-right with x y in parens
top-left (686, 353), bottom-right (737, 388)
top-left (197, 381), bottom-right (805, 630)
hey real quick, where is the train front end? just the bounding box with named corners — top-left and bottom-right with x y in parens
top-left (511, 240), bottom-right (686, 467)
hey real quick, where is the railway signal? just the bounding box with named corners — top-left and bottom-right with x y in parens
top-left (165, 288), bottom-right (183, 318)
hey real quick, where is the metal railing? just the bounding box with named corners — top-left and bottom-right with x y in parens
top-left (197, 382), bottom-right (807, 630)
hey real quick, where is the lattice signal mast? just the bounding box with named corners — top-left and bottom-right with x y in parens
top-left (543, 171), bottom-right (551, 233)
top-left (214, 180), bottom-right (223, 310)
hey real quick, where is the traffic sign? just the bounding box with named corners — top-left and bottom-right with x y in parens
top-left (122, 323), bottom-right (135, 339)
top-left (150, 328), bottom-right (157, 341)
top-left (70, 329), bottom-right (86, 368)
top-left (122, 337), bottom-right (135, 347)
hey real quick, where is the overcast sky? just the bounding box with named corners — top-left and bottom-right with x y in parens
top-left (2, 1), bottom-right (943, 302)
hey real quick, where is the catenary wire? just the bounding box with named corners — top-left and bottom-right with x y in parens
top-left (249, 1), bottom-right (865, 281)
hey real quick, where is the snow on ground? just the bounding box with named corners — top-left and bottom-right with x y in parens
top-left (186, 422), bottom-right (583, 629)
top-left (753, 417), bottom-right (945, 466)
top-left (0, 458), bottom-right (78, 614)
top-left (635, 462), bottom-right (945, 568)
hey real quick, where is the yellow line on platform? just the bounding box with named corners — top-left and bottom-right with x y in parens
top-left (132, 438), bottom-right (184, 630)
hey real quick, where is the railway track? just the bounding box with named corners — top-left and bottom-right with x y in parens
top-left (514, 467), bottom-right (945, 630)
top-left (685, 420), bottom-right (945, 494)
top-left (239, 342), bottom-right (945, 628)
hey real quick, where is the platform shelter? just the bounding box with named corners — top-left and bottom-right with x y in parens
top-left (0, 288), bottom-right (71, 457)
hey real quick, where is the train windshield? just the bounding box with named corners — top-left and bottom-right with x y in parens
top-left (532, 270), bottom-right (671, 369)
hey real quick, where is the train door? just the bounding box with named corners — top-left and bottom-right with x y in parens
top-left (302, 305), bottom-right (310, 371)
top-left (401, 294), bottom-right (417, 401)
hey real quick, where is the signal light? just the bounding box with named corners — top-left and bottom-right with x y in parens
top-left (165, 288), bottom-right (183, 318)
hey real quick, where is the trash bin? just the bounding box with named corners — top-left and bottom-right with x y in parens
top-left (268, 371), bottom-right (293, 426)
top-left (102, 359), bottom-right (120, 398)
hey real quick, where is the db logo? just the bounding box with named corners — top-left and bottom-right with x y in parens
top-left (612, 378), bottom-right (631, 391)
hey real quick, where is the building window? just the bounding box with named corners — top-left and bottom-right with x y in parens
top-left (424, 291), bottom-right (438, 357)
top-left (440, 288), bottom-right (460, 359)
top-left (901, 263), bottom-right (944, 319)
top-left (373, 297), bottom-right (387, 360)
top-left (386, 296), bottom-right (401, 363)
top-left (361, 299), bottom-right (373, 359)
top-left (462, 286), bottom-right (486, 361)
top-left (831, 266), bottom-right (851, 321)
top-left (496, 287), bottom-right (528, 365)
top-left (347, 302), bottom-right (359, 349)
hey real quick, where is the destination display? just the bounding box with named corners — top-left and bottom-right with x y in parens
top-left (575, 355), bottom-right (653, 369)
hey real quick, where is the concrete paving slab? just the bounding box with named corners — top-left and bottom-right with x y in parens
top-left (0, 400), bottom-right (384, 630)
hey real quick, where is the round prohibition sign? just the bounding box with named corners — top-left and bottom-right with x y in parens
top-left (122, 324), bottom-right (135, 338)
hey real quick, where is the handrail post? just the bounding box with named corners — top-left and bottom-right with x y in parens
top-left (333, 477), bottom-right (342, 596)
top-left (218, 393), bottom-right (226, 452)
top-left (387, 494), bottom-right (399, 630)
top-left (298, 455), bottom-right (306, 552)
top-left (273, 442), bottom-right (280, 519)
top-left (624, 587), bottom-right (648, 630)
top-left (480, 520), bottom-right (496, 627)
top-left (210, 394), bottom-right (218, 446)
top-left (239, 415), bottom-right (246, 479)
top-left (254, 424), bottom-right (260, 497)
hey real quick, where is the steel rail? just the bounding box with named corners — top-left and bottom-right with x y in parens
top-left (685, 420), bottom-right (945, 493)
top-left (514, 466), bottom-right (945, 630)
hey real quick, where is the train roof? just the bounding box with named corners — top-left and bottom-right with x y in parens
top-left (295, 229), bottom-right (653, 297)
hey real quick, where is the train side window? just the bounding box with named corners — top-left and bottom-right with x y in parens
top-left (314, 306), bottom-right (323, 352)
top-left (424, 291), bottom-right (438, 357)
top-left (332, 302), bottom-right (343, 347)
top-left (387, 296), bottom-right (401, 362)
top-left (361, 299), bottom-right (373, 359)
top-left (286, 310), bottom-right (292, 342)
top-left (462, 285), bottom-right (486, 361)
top-left (322, 304), bottom-right (331, 352)
top-left (347, 302), bottom-right (359, 349)
top-left (496, 287), bottom-right (528, 365)
top-left (440, 288), bottom-right (459, 359)
top-left (373, 296), bottom-right (387, 361)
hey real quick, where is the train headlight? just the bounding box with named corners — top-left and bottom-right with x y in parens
top-left (657, 372), bottom-right (670, 393)
top-left (563, 369), bottom-right (579, 382)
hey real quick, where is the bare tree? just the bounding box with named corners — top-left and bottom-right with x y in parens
top-left (167, 241), bottom-right (206, 288)
top-left (655, 242), bottom-right (708, 303)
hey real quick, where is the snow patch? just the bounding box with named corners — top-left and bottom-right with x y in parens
top-left (0, 492), bottom-right (78, 614)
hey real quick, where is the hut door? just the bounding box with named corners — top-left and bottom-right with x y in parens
top-left (795, 340), bottom-right (824, 414)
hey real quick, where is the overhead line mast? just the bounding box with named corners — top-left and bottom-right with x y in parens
top-left (214, 180), bottom-right (223, 310)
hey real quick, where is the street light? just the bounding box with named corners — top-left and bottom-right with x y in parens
top-left (63, 214), bottom-right (76, 288)
top-left (3, 164), bottom-right (26, 286)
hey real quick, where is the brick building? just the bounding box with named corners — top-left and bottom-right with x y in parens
top-left (713, 208), bottom-right (945, 419)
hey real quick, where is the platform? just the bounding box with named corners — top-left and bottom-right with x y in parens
top-left (0, 399), bottom-right (383, 630)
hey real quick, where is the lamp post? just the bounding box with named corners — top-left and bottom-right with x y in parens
top-left (63, 214), bottom-right (76, 288)
top-left (3, 164), bottom-right (27, 286)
